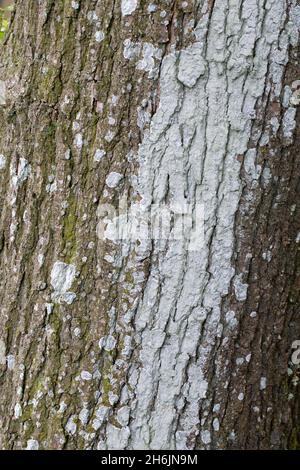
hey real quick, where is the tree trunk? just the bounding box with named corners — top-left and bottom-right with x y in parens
top-left (0, 0), bottom-right (299, 451)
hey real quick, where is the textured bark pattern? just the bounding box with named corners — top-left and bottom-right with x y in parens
top-left (0, 0), bottom-right (299, 450)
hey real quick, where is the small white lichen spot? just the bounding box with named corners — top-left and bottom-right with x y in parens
top-left (0, 339), bottom-right (6, 365)
top-left (87, 11), bottom-right (98, 22)
top-left (11, 158), bottom-right (31, 188)
top-left (0, 80), bottom-right (6, 105)
top-left (95, 31), bottom-right (105, 43)
top-left (26, 439), bottom-right (39, 450)
top-left (136, 43), bottom-right (162, 78)
top-left (0, 154), bottom-right (6, 171)
top-left (81, 370), bottom-right (93, 381)
top-left (66, 415), bottom-right (77, 435)
top-left (63, 292), bottom-right (77, 305)
top-left (246, 353), bottom-right (252, 363)
top-left (6, 354), bottom-right (15, 370)
top-left (238, 393), bottom-right (244, 401)
top-left (14, 403), bottom-right (22, 419)
top-left (74, 327), bottom-right (81, 338)
top-left (51, 262), bottom-right (76, 294)
top-left (262, 250), bottom-right (272, 262)
top-left (121, 0), bottom-right (138, 17)
top-left (201, 430), bottom-right (211, 445)
top-left (94, 149), bottom-right (106, 162)
top-left (74, 133), bottom-right (83, 150)
top-left (147, 4), bottom-right (156, 13)
top-left (99, 335), bottom-right (117, 352)
top-left (260, 377), bottom-right (267, 390)
top-left (233, 274), bottom-right (248, 302)
top-left (65, 149), bottom-right (71, 160)
top-left (226, 310), bottom-right (238, 328)
top-left (104, 130), bottom-right (116, 143)
top-left (213, 418), bottom-right (220, 431)
top-left (79, 408), bottom-right (90, 425)
top-left (71, 1), bottom-right (79, 10)
top-left (290, 81), bottom-right (300, 106)
top-left (106, 172), bottom-right (123, 188)
top-left (38, 253), bottom-right (45, 267)
top-left (283, 108), bottom-right (296, 138)
top-left (45, 303), bottom-right (54, 316)
top-left (123, 39), bottom-right (141, 60)
top-left (50, 261), bottom-right (77, 304)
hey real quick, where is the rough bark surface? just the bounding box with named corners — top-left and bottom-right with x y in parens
top-left (0, 0), bottom-right (299, 450)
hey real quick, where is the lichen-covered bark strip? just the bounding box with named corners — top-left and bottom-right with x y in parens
top-left (0, 0), bottom-right (299, 450)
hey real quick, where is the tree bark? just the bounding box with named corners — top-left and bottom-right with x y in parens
top-left (0, 0), bottom-right (299, 450)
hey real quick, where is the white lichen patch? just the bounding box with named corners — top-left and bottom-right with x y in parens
top-left (50, 261), bottom-right (77, 304)
top-left (290, 80), bottom-right (300, 105)
top-left (123, 39), bottom-right (141, 60)
top-left (0, 80), bottom-right (6, 105)
top-left (136, 43), bottom-right (162, 78)
top-left (147, 4), bottom-right (157, 13)
top-left (64, 149), bottom-right (71, 160)
top-left (201, 430), bottom-right (211, 445)
top-left (233, 274), bottom-right (248, 302)
top-left (226, 311), bottom-right (238, 328)
top-left (262, 250), bottom-right (272, 262)
top-left (282, 107), bottom-right (296, 138)
top-left (79, 408), bottom-right (90, 426)
top-left (121, 0), bottom-right (138, 17)
top-left (94, 149), bottom-right (106, 162)
top-left (73, 327), bottom-right (81, 337)
top-left (104, 130), bottom-right (115, 142)
top-left (38, 253), bottom-right (45, 267)
top-left (0, 154), bottom-right (6, 170)
top-left (106, 172), bottom-right (123, 188)
top-left (66, 415), bottom-right (77, 435)
top-left (11, 158), bottom-right (31, 188)
top-left (14, 403), bottom-right (22, 419)
top-left (46, 175), bottom-right (57, 193)
top-left (81, 370), bottom-right (92, 381)
top-left (213, 418), bottom-right (220, 431)
top-left (26, 439), bottom-right (39, 450)
top-left (0, 339), bottom-right (6, 365)
top-left (92, 406), bottom-right (109, 431)
top-left (99, 335), bottom-right (117, 352)
top-left (6, 354), bottom-right (15, 370)
top-left (123, 39), bottom-right (162, 78)
top-left (95, 30), bottom-right (105, 43)
top-left (74, 133), bottom-right (83, 150)
top-left (45, 303), bottom-right (54, 316)
top-left (260, 377), bottom-right (267, 391)
top-left (87, 11), bottom-right (98, 22)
